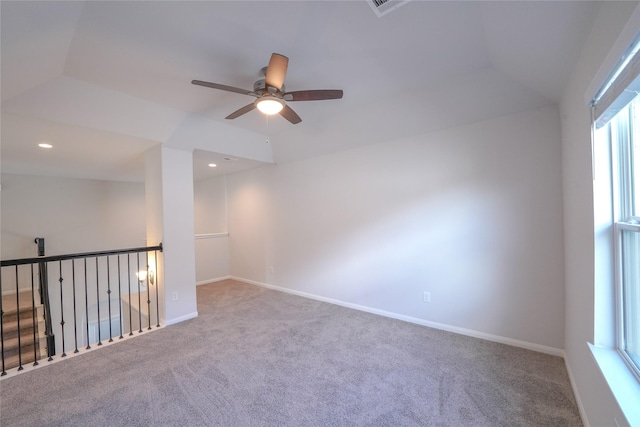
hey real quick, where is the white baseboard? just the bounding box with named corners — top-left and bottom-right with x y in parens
top-left (164, 311), bottom-right (198, 326)
top-left (564, 356), bottom-right (590, 427)
top-left (196, 275), bottom-right (231, 286)
top-left (230, 276), bottom-right (565, 357)
top-left (1, 288), bottom-right (35, 297)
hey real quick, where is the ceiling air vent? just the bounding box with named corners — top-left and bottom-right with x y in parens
top-left (367, 0), bottom-right (411, 17)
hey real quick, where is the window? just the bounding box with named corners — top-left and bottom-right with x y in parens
top-left (609, 97), bottom-right (640, 378)
top-left (593, 33), bottom-right (640, 382)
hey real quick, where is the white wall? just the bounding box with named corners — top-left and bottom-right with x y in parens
top-left (560, 2), bottom-right (639, 426)
top-left (194, 175), bottom-right (227, 234)
top-left (227, 105), bottom-right (566, 351)
top-left (194, 175), bottom-right (229, 283)
top-left (1, 173), bottom-right (145, 259)
top-left (144, 146), bottom-right (198, 325)
top-left (1, 173), bottom-right (148, 352)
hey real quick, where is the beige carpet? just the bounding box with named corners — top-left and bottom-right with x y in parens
top-left (0, 279), bottom-right (582, 426)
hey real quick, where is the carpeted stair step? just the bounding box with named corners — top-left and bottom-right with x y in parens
top-left (2, 345), bottom-right (39, 370)
top-left (2, 315), bottom-right (37, 338)
top-left (2, 290), bottom-right (41, 312)
top-left (3, 305), bottom-right (38, 322)
top-left (3, 330), bottom-right (38, 350)
top-left (2, 291), bottom-right (45, 371)
top-left (2, 332), bottom-right (41, 369)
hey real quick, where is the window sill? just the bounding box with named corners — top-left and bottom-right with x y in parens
top-left (589, 343), bottom-right (640, 426)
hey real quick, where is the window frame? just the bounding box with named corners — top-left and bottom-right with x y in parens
top-left (611, 99), bottom-right (640, 381)
top-left (615, 221), bottom-right (640, 381)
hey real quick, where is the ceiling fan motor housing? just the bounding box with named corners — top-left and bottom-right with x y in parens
top-left (254, 79), bottom-right (284, 95)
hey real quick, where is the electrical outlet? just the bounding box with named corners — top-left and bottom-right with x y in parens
top-left (423, 292), bottom-right (431, 303)
top-left (172, 292), bottom-right (179, 301)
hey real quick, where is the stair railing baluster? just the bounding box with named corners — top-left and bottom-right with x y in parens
top-left (154, 249), bottom-right (160, 327)
top-left (84, 258), bottom-right (90, 350)
top-left (146, 257), bottom-right (151, 331)
top-left (30, 264), bottom-right (39, 366)
top-left (136, 253), bottom-right (142, 333)
top-left (72, 260), bottom-right (79, 353)
top-left (14, 265), bottom-right (23, 371)
top-left (58, 261), bottom-right (66, 358)
top-left (0, 274), bottom-right (7, 377)
top-left (95, 258), bottom-right (101, 346)
top-left (117, 255), bottom-right (123, 339)
top-left (107, 256), bottom-right (113, 343)
top-left (127, 255), bottom-right (133, 336)
top-left (0, 270), bottom-right (6, 376)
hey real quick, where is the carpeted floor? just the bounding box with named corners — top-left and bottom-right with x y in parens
top-left (0, 279), bottom-right (582, 426)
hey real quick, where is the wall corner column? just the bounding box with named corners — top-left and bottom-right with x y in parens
top-left (145, 145), bottom-right (198, 325)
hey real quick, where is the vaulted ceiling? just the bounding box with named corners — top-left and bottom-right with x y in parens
top-left (1, 1), bottom-right (601, 182)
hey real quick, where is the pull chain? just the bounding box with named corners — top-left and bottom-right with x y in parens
top-left (265, 114), bottom-right (270, 143)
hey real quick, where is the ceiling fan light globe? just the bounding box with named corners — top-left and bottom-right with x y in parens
top-left (256, 97), bottom-right (284, 115)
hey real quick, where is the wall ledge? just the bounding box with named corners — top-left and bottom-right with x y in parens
top-left (195, 232), bottom-right (229, 240)
top-left (589, 343), bottom-right (640, 427)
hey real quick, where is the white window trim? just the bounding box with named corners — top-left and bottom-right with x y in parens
top-left (589, 344), bottom-right (640, 426)
top-left (612, 103), bottom-right (640, 382)
top-left (587, 6), bottom-right (640, 423)
top-left (591, 98), bottom-right (640, 427)
top-left (613, 221), bottom-right (640, 383)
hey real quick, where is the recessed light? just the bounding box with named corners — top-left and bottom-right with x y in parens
top-left (38, 143), bottom-right (53, 149)
top-left (208, 163), bottom-right (217, 168)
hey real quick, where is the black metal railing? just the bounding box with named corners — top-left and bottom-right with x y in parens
top-left (0, 244), bottom-right (162, 376)
top-left (34, 238), bottom-right (55, 360)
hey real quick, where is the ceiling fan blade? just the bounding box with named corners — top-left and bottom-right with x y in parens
top-left (279, 104), bottom-right (302, 124)
top-left (265, 53), bottom-right (288, 91)
top-left (225, 103), bottom-right (256, 120)
top-left (192, 80), bottom-right (256, 96)
top-left (283, 90), bottom-right (344, 102)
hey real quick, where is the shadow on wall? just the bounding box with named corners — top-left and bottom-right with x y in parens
top-left (281, 185), bottom-right (510, 323)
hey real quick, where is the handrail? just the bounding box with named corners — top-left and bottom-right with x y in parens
top-left (1, 244), bottom-right (163, 267)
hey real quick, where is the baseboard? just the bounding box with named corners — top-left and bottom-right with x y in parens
top-left (196, 275), bottom-right (231, 286)
top-left (1, 288), bottom-right (34, 297)
top-left (230, 276), bottom-right (565, 357)
top-left (564, 356), bottom-right (591, 427)
top-left (164, 311), bottom-right (198, 326)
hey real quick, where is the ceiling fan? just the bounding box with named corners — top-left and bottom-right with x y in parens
top-left (192, 53), bottom-right (343, 124)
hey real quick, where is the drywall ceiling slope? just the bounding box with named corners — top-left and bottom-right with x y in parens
top-left (481, 1), bottom-right (598, 102)
top-left (0, 112), bottom-right (157, 183)
top-left (0, 1), bottom-right (84, 102)
top-left (2, 76), bottom-right (186, 143)
top-left (270, 66), bottom-right (553, 164)
top-left (1, 1), bottom-right (602, 182)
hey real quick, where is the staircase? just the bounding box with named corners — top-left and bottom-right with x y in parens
top-left (1, 291), bottom-right (47, 371)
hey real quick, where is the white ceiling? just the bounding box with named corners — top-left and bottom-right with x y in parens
top-left (1, 0), bottom-right (601, 182)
